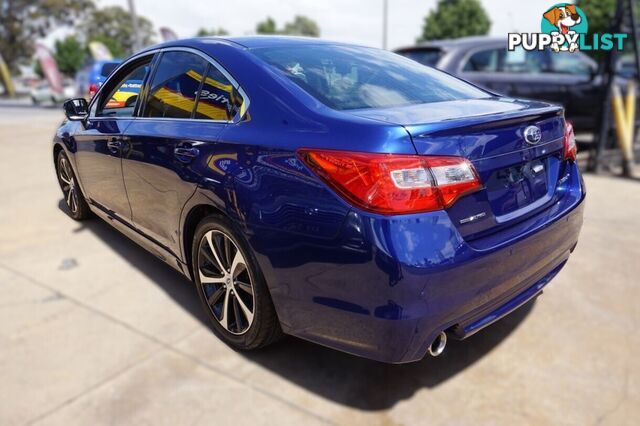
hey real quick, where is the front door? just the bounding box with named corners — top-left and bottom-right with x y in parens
top-left (74, 57), bottom-right (153, 220)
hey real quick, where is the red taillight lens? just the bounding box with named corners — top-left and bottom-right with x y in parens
top-left (563, 121), bottom-right (577, 161)
top-left (298, 149), bottom-right (482, 214)
top-left (89, 83), bottom-right (98, 97)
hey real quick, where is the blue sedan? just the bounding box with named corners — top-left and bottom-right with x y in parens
top-left (54, 37), bottom-right (585, 363)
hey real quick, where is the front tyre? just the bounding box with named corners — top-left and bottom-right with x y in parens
top-left (192, 216), bottom-right (282, 350)
top-left (56, 150), bottom-right (90, 220)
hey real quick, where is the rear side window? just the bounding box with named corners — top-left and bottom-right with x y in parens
top-left (398, 49), bottom-right (442, 67)
top-left (463, 49), bottom-right (503, 72)
top-left (100, 62), bottom-right (119, 77)
top-left (143, 51), bottom-right (208, 119)
top-left (194, 65), bottom-right (245, 121)
top-left (253, 45), bottom-right (489, 111)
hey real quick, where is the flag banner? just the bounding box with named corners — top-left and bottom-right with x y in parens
top-left (0, 53), bottom-right (15, 97)
top-left (160, 27), bottom-right (179, 41)
top-left (35, 44), bottom-right (64, 95)
top-left (88, 41), bottom-right (114, 60)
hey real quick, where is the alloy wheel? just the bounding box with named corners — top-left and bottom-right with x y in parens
top-left (197, 230), bottom-right (255, 335)
top-left (58, 156), bottom-right (79, 214)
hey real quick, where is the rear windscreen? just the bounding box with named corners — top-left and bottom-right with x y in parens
top-left (397, 49), bottom-right (443, 67)
top-left (252, 45), bottom-right (488, 110)
top-left (100, 62), bottom-right (119, 77)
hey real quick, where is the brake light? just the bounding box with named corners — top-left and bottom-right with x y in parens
top-left (563, 121), bottom-right (577, 161)
top-left (88, 83), bottom-right (98, 97)
top-left (298, 149), bottom-right (482, 214)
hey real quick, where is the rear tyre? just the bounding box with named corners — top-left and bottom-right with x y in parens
top-left (56, 150), bottom-right (91, 220)
top-left (192, 215), bottom-right (283, 350)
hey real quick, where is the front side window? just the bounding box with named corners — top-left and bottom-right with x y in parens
top-left (194, 65), bottom-right (244, 121)
top-left (96, 60), bottom-right (150, 118)
top-left (253, 45), bottom-right (489, 111)
top-left (143, 51), bottom-right (207, 119)
top-left (463, 49), bottom-right (502, 72)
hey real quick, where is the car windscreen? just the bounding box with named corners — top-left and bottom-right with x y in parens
top-left (252, 45), bottom-right (489, 110)
top-left (397, 48), bottom-right (443, 67)
top-left (100, 62), bottom-right (120, 77)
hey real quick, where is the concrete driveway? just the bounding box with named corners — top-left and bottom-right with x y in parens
top-left (1, 105), bottom-right (639, 425)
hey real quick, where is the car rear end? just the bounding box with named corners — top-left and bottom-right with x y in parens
top-left (242, 42), bottom-right (585, 363)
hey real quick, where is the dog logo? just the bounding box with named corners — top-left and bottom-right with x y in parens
top-left (541, 3), bottom-right (588, 52)
top-left (524, 125), bottom-right (542, 145)
top-left (509, 4), bottom-right (626, 53)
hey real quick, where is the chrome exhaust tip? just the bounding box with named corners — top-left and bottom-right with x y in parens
top-left (428, 331), bottom-right (447, 357)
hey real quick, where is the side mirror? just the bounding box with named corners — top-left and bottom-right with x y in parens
top-left (63, 98), bottom-right (89, 121)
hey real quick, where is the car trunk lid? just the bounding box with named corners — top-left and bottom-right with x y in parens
top-left (348, 97), bottom-right (566, 238)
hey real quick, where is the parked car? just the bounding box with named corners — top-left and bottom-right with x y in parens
top-left (395, 37), bottom-right (603, 132)
top-left (30, 79), bottom-right (76, 105)
top-left (74, 59), bottom-right (122, 99)
top-left (54, 37), bottom-right (585, 363)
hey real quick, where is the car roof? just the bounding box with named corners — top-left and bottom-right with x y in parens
top-left (395, 36), bottom-right (505, 52)
top-left (140, 35), bottom-right (359, 53)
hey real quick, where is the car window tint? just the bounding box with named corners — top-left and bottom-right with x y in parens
top-left (96, 61), bottom-right (150, 118)
top-left (503, 48), bottom-right (549, 73)
top-left (463, 49), bottom-right (502, 72)
top-left (194, 65), bottom-right (244, 121)
top-left (253, 45), bottom-right (489, 111)
top-left (143, 51), bottom-right (207, 119)
top-left (550, 53), bottom-right (593, 75)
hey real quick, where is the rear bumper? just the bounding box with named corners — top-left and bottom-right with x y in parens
top-left (259, 163), bottom-right (585, 363)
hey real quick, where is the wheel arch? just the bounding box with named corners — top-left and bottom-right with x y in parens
top-left (181, 201), bottom-right (228, 281)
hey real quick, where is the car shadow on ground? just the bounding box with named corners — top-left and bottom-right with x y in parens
top-left (60, 200), bottom-right (535, 410)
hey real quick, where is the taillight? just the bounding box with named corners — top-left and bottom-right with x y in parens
top-left (89, 83), bottom-right (98, 97)
top-left (298, 149), bottom-right (482, 215)
top-left (563, 121), bottom-right (577, 161)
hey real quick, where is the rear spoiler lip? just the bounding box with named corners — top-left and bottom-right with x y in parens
top-left (409, 106), bottom-right (564, 139)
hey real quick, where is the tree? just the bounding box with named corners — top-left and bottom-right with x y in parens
top-left (282, 16), bottom-right (320, 37)
top-left (0, 0), bottom-right (93, 72)
top-left (80, 6), bottom-right (155, 56)
top-left (256, 15), bottom-right (320, 37)
top-left (54, 36), bottom-right (86, 76)
top-left (418, 0), bottom-right (490, 42)
top-left (256, 17), bottom-right (278, 34)
top-left (196, 28), bottom-right (229, 37)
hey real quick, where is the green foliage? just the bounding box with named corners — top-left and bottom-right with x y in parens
top-left (80, 6), bottom-right (155, 56)
top-left (576, 0), bottom-right (640, 60)
top-left (256, 17), bottom-right (278, 34)
top-left (196, 28), bottom-right (229, 37)
top-left (576, 0), bottom-right (617, 37)
top-left (418, 0), bottom-right (490, 42)
top-left (256, 15), bottom-right (320, 37)
top-left (0, 0), bottom-right (94, 73)
top-left (33, 60), bottom-right (44, 78)
top-left (282, 15), bottom-right (320, 37)
top-left (54, 36), bottom-right (86, 76)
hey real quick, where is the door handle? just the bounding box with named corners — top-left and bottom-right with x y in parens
top-left (174, 146), bottom-right (200, 162)
top-left (107, 139), bottom-right (122, 154)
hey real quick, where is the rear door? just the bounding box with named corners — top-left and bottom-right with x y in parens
top-left (122, 49), bottom-right (239, 255)
top-left (74, 56), bottom-right (153, 221)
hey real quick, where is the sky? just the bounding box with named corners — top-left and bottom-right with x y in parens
top-left (81, 0), bottom-right (560, 50)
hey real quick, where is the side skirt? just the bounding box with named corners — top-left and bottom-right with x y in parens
top-left (88, 204), bottom-right (192, 279)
